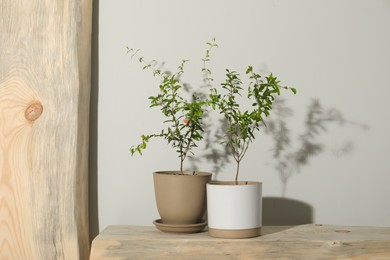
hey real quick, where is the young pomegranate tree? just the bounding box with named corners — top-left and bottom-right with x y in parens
top-left (208, 66), bottom-right (296, 183)
top-left (127, 43), bottom-right (213, 174)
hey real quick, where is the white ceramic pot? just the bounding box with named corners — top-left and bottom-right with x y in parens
top-left (207, 181), bottom-right (262, 238)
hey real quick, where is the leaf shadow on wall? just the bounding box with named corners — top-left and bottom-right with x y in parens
top-left (265, 98), bottom-right (369, 197)
top-left (262, 98), bottom-right (367, 225)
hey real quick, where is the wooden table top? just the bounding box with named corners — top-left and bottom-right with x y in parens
top-left (90, 224), bottom-right (390, 259)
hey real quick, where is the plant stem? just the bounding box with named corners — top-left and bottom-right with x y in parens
top-left (179, 126), bottom-right (195, 174)
top-left (180, 158), bottom-right (184, 174)
top-left (235, 160), bottom-right (240, 185)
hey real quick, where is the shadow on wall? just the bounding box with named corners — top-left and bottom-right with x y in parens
top-left (262, 197), bottom-right (313, 225)
top-left (88, 0), bottom-right (100, 244)
top-left (265, 99), bottom-right (369, 197)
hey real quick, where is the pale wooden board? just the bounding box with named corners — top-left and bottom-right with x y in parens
top-left (90, 224), bottom-right (390, 259)
top-left (0, 0), bottom-right (92, 259)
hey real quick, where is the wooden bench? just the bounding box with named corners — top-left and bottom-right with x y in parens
top-left (90, 224), bottom-right (390, 259)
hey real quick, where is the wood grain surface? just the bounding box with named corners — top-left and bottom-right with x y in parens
top-left (90, 224), bottom-right (390, 259)
top-left (0, 0), bottom-right (93, 259)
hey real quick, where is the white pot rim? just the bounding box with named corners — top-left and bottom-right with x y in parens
top-left (207, 180), bottom-right (262, 186)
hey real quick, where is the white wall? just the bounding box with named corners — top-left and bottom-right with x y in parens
top-left (98, 0), bottom-right (390, 230)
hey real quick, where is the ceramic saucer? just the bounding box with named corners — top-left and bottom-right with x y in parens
top-left (153, 219), bottom-right (207, 233)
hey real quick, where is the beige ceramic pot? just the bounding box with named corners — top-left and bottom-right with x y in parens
top-left (153, 171), bottom-right (212, 225)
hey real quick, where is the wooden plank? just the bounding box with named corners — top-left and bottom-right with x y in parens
top-left (90, 225), bottom-right (390, 259)
top-left (0, 0), bottom-right (93, 259)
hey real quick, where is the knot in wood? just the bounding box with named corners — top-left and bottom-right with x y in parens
top-left (326, 240), bottom-right (343, 247)
top-left (25, 101), bottom-right (43, 122)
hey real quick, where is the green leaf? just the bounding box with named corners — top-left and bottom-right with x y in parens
top-left (291, 87), bottom-right (297, 94)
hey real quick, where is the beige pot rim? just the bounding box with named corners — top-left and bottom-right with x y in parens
top-left (208, 180), bottom-right (262, 186)
top-left (154, 171), bottom-right (212, 177)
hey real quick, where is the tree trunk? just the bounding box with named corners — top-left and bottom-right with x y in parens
top-left (0, 0), bottom-right (93, 259)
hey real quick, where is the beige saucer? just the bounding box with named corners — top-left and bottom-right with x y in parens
top-left (153, 219), bottom-right (207, 233)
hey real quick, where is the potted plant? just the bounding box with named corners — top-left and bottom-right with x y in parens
top-left (206, 62), bottom-right (296, 238)
top-left (127, 44), bottom-right (213, 233)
